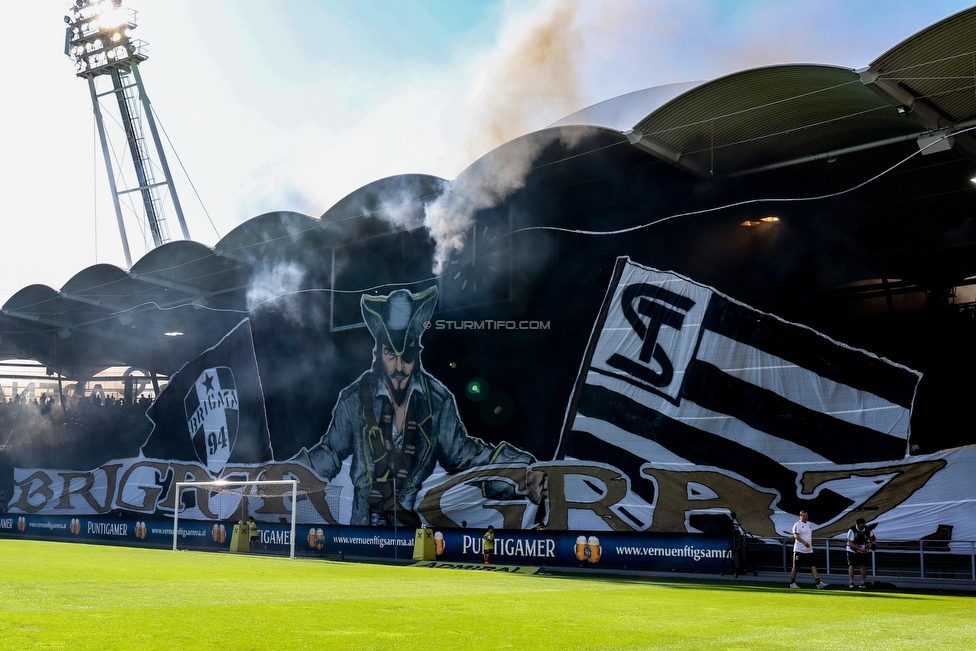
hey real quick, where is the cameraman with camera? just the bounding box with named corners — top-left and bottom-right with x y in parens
top-left (847, 517), bottom-right (877, 588)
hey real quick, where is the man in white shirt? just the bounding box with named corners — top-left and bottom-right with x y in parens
top-left (790, 510), bottom-right (828, 589)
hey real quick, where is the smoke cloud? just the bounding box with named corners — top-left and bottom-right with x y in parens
top-left (423, 0), bottom-right (590, 274)
top-left (461, 0), bottom-right (585, 162)
top-left (371, 177), bottom-right (438, 231)
top-left (246, 261), bottom-right (309, 327)
top-left (329, 0), bottom-right (943, 277)
top-left (425, 129), bottom-right (586, 274)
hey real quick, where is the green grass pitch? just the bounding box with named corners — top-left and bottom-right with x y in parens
top-left (1, 539), bottom-right (974, 650)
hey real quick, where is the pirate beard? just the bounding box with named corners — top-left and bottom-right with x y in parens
top-left (387, 371), bottom-right (410, 406)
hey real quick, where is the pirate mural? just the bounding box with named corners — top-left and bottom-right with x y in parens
top-left (7, 265), bottom-right (969, 544)
top-left (294, 287), bottom-right (548, 526)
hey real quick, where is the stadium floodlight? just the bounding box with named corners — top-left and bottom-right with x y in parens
top-left (63, 0), bottom-right (146, 77)
top-left (917, 130), bottom-right (953, 155)
top-left (173, 480), bottom-right (299, 559)
top-left (61, 0), bottom-right (196, 269)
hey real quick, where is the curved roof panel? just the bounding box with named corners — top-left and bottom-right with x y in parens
top-left (129, 240), bottom-right (249, 299)
top-left (548, 81), bottom-right (704, 131)
top-left (60, 264), bottom-right (131, 299)
top-left (60, 263), bottom-right (182, 318)
top-left (215, 210), bottom-right (322, 264)
top-left (869, 5), bottom-right (976, 125)
top-left (59, 263), bottom-right (144, 320)
top-left (2, 284), bottom-right (67, 325)
top-left (631, 64), bottom-right (916, 177)
top-left (321, 174), bottom-right (447, 227)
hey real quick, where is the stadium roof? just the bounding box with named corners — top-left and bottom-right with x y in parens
top-left (3, 6), bottom-right (976, 382)
top-left (553, 7), bottom-right (976, 181)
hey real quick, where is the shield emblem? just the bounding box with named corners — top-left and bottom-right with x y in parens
top-left (184, 366), bottom-right (239, 472)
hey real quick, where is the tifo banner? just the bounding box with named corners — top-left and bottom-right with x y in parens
top-left (6, 262), bottom-right (976, 550)
top-left (9, 459), bottom-right (333, 522)
top-left (556, 257), bottom-right (975, 544)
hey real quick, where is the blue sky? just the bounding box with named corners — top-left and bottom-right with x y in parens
top-left (0, 0), bottom-right (972, 304)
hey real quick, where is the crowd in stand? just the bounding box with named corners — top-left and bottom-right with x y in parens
top-left (0, 392), bottom-right (154, 476)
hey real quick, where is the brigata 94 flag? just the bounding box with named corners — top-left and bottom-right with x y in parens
top-left (555, 256), bottom-right (966, 540)
top-left (141, 318), bottom-right (274, 470)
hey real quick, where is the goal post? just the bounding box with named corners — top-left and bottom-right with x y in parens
top-left (173, 479), bottom-right (298, 559)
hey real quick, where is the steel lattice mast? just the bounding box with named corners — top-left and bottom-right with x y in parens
top-left (63, 0), bottom-right (190, 268)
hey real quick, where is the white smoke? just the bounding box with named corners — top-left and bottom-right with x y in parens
top-left (425, 129), bottom-right (590, 274)
top-left (246, 262), bottom-right (309, 326)
top-left (421, 0), bottom-right (590, 273)
top-left (373, 178), bottom-right (438, 231)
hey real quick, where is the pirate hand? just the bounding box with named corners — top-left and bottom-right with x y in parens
top-left (525, 468), bottom-right (548, 504)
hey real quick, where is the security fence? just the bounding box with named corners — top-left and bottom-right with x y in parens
top-left (742, 537), bottom-right (976, 581)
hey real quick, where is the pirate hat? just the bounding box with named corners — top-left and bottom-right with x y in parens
top-left (361, 286), bottom-right (438, 356)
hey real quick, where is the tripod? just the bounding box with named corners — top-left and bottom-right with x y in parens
top-left (721, 527), bottom-right (757, 577)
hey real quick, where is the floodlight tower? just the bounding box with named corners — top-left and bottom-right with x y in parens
top-left (63, 0), bottom-right (190, 268)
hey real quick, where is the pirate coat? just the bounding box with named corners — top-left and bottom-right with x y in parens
top-left (301, 366), bottom-right (535, 526)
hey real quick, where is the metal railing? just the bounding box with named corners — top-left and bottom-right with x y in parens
top-left (744, 537), bottom-right (976, 581)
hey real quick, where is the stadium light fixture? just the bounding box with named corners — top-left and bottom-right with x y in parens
top-left (917, 130), bottom-right (953, 155)
top-left (63, 0), bottom-right (146, 78)
top-left (61, 0), bottom-right (192, 266)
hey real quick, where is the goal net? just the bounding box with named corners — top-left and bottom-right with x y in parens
top-left (173, 480), bottom-right (298, 559)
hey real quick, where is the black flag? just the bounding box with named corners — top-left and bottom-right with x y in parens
top-left (140, 319), bottom-right (273, 469)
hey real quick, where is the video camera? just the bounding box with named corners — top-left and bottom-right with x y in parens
top-left (868, 522), bottom-right (879, 550)
top-left (856, 521), bottom-right (879, 550)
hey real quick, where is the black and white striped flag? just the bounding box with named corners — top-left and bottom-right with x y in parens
top-left (558, 257), bottom-right (921, 523)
